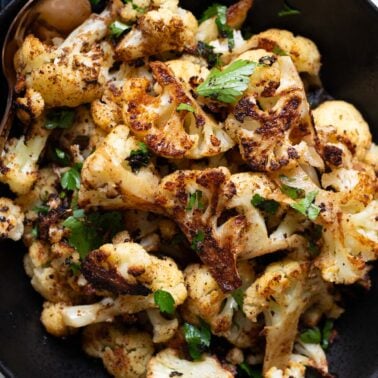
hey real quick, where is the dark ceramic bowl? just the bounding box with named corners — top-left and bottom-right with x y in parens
top-left (0, 1), bottom-right (377, 377)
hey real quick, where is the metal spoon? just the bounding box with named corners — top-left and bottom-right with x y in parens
top-left (0, 0), bottom-right (92, 149)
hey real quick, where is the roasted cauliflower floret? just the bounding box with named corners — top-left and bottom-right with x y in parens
top-left (183, 262), bottom-right (258, 348)
top-left (14, 88), bottom-right (45, 124)
top-left (121, 61), bottom-right (234, 159)
top-left (116, 6), bottom-right (198, 61)
top-left (78, 125), bottom-right (160, 212)
top-left (55, 242), bottom-right (186, 328)
top-left (225, 49), bottom-right (321, 172)
top-left (315, 200), bottom-right (378, 284)
top-left (246, 29), bottom-right (321, 76)
top-left (40, 301), bottom-right (76, 337)
top-left (146, 348), bottom-right (233, 378)
top-left (156, 167), bottom-right (246, 292)
top-left (147, 308), bottom-right (179, 343)
top-left (313, 100), bottom-right (372, 163)
top-left (14, 10), bottom-right (113, 107)
top-left (243, 259), bottom-right (340, 373)
top-left (0, 197), bottom-right (24, 241)
top-left (0, 117), bottom-right (50, 194)
top-left (83, 323), bottom-right (154, 378)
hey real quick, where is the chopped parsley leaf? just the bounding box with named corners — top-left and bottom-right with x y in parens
top-left (44, 109), bottom-right (75, 130)
top-left (154, 289), bottom-right (175, 315)
top-left (280, 184), bottom-right (305, 199)
top-left (196, 59), bottom-right (257, 103)
top-left (272, 45), bottom-right (289, 56)
top-left (54, 148), bottom-right (70, 166)
top-left (70, 262), bottom-right (81, 275)
top-left (300, 326), bottom-right (321, 344)
top-left (183, 321), bottom-right (211, 360)
top-left (127, 142), bottom-right (151, 172)
top-left (200, 4), bottom-right (234, 50)
top-left (186, 190), bottom-right (204, 211)
top-left (191, 230), bottom-right (205, 252)
top-left (278, 1), bottom-right (301, 17)
top-left (196, 41), bottom-right (221, 68)
top-left (231, 287), bottom-right (244, 310)
top-left (321, 319), bottom-right (334, 350)
top-left (251, 193), bottom-right (280, 215)
top-left (109, 21), bottom-right (131, 38)
top-left (290, 191), bottom-right (320, 221)
top-left (237, 362), bottom-right (262, 378)
top-left (60, 164), bottom-right (82, 191)
top-left (177, 103), bottom-right (195, 113)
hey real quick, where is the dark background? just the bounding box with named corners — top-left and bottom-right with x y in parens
top-left (0, 0), bottom-right (378, 377)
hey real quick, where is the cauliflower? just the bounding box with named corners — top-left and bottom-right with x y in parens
top-left (313, 100), bottom-right (372, 163)
top-left (147, 308), bottom-right (179, 343)
top-left (54, 242), bottom-right (187, 328)
top-left (24, 240), bottom-right (85, 304)
top-left (225, 49), bottom-right (322, 172)
top-left (182, 262), bottom-right (259, 348)
top-left (244, 29), bottom-right (321, 76)
top-left (115, 6), bottom-right (198, 61)
top-left (59, 106), bottom-right (107, 163)
top-left (364, 143), bottom-right (378, 170)
top-left (78, 125), bottom-right (161, 212)
top-left (0, 197), bottom-right (24, 241)
top-left (0, 117), bottom-right (50, 194)
top-left (14, 10), bottom-right (113, 108)
top-left (156, 167), bottom-right (245, 292)
top-left (14, 88), bottom-right (44, 124)
top-left (121, 61), bottom-right (234, 159)
top-left (40, 302), bottom-right (76, 337)
top-left (315, 200), bottom-right (378, 284)
top-left (146, 348), bottom-right (233, 378)
top-left (83, 323), bottom-right (154, 378)
top-left (243, 259), bottom-right (340, 373)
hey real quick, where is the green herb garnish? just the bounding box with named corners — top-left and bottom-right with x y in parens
top-left (90, 0), bottom-right (100, 6)
top-left (183, 321), bottom-right (211, 360)
top-left (237, 362), bottom-right (262, 378)
top-left (280, 183), bottom-right (304, 199)
top-left (200, 4), bottom-right (234, 50)
top-left (109, 21), bottom-right (131, 38)
top-left (70, 262), bottom-right (81, 275)
top-left (177, 103), bottom-right (195, 113)
top-left (186, 190), bottom-right (204, 211)
top-left (196, 60), bottom-right (257, 103)
top-left (44, 109), bottom-right (75, 130)
top-left (63, 211), bottom-right (123, 259)
top-left (278, 1), bottom-right (300, 17)
top-left (60, 164), bottom-right (82, 191)
top-left (251, 194), bottom-right (280, 215)
top-left (231, 287), bottom-right (244, 310)
top-left (196, 41), bottom-right (221, 68)
top-left (31, 225), bottom-right (39, 239)
top-left (300, 327), bottom-right (321, 344)
top-left (321, 319), bottom-right (334, 350)
top-left (290, 191), bottom-right (320, 221)
top-left (272, 45), bottom-right (289, 56)
top-left (127, 142), bottom-right (151, 172)
top-left (123, 0), bottom-right (146, 13)
top-left (191, 230), bottom-right (205, 252)
top-left (33, 205), bottom-right (49, 214)
top-left (154, 289), bottom-right (175, 315)
top-left (54, 148), bottom-right (70, 166)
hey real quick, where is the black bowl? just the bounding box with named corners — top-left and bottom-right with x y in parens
top-left (0, 1), bottom-right (377, 377)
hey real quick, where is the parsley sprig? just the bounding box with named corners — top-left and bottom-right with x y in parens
top-left (300, 319), bottom-right (334, 349)
top-left (290, 191), bottom-right (320, 221)
top-left (251, 194), bottom-right (280, 215)
top-left (196, 60), bottom-right (257, 103)
top-left (200, 4), bottom-right (234, 50)
top-left (44, 109), bottom-right (75, 130)
top-left (183, 321), bottom-right (211, 360)
top-left (109, 21), bottom-right (131, 38)
top-left (61, 163), bottom-right (82, 191)
top-left (278, 1), bottom-right (300, 17)
top-left (186, 190), bottom-right (204, 211)
top-left (177, 103), bottom-right (195, 113)
top-left (127, 142), bottom-right (151, 172)
top-left (154, 290), bottom-right (175, 315)
top-left (191, 230), bottom-right (205, 252)
top-left (237, 362), bottom-right (262, 378)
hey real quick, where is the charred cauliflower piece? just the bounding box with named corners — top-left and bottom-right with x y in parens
top-left (116, 4), bottom-right (198, 61)
top-left (121, 61), bottom-right (234, 159)
top-left (14, 10), bottom-right (113, 108)
top-left (225, 49), bottom-right (321, 172)
top-left (83, 323), bottom-right (154, 378)
top-left (56, 242), bottom-right (186, 328)
top-left (78, 125), bottom-right (160, 212)
top-left (0, 117), bottom-right (50, 194)
top-left (183, 262), bottom-right (259, 348)
top-left (146, 348), bottom-right (233, 378)
top-left (156, 167), bottom-right (246, 292)
top-left (0, 198), bottom-right (24, 241)
top-left (315, 200), bottom-right (378, 284)
top-left (313, 100), bottom-right (372, 165)
top-left (246, 29), bottom-right (321, 76)
top-left (243, 259), bottom-right (339, 374)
